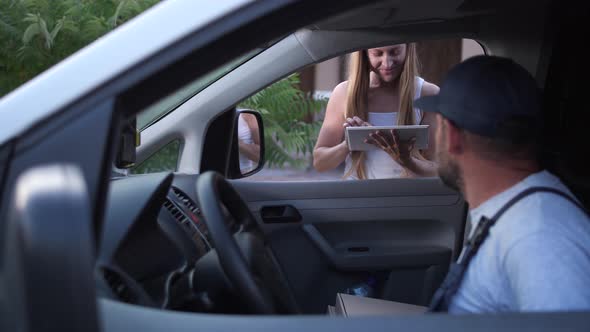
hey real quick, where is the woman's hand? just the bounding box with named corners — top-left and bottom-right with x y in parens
top-left (343, 116), bottom-right (372, 128)
top-left (365, 129), bottom-right (416, 164)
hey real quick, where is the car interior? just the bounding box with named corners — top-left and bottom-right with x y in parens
top-left (1, 0), bottom-right (589, 330)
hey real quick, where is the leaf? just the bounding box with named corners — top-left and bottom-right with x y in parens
top-left (23, 12), bottom-right (37, 23)
top-left (22, 21), bottom-right (40, 44)
top-left (108, 0), bottom-right (128, 28)
top-left (16, 44), bottom-right (27, 61)
top-left (0, 13), bottom-right (20, 38)
top-left (240, 72), bottom-right (327, 169)
top-left (50, 16), bottom-right (64, 43)
top-left (38, 15), bottom-right (51, 49)
top-left (59, 16), bottom-right (78, 34)
top-left (120, 0), bottom-right (142, 18)
top-left (82, 16), bottom-right (108, 40)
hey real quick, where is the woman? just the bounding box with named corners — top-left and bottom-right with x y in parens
top-left (237, 112), bottom-right (260, 172)
top-left (313, 44), bottom-right (439, 179)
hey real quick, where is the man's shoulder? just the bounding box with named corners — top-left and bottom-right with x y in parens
top-left (466, 171), bottom-right (590, 312)
top-left (506, 170), bottom-right (585, 218)
top-left (498, 190), bottom-right (588, 231)
top-left (492, 195), bottom-right (589, 260)
top-left (516, 171), bottom-right (586, 222)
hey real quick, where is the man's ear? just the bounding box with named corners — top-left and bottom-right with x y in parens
top-left (444, 119), bottom-right (463, 155)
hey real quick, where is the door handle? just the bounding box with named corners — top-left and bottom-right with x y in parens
top-left (260, 205), bottom-right (301, 223)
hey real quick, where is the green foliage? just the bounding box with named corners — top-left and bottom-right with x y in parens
top-left (130, 139), bottom-right (180, 175)
top-left (239, 73), bottom-right (327, 169)
top-left (0, 0), bottom-right (159, 97)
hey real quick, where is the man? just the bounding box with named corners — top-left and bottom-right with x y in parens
top-left (414, 55), bottom-right (590, 313)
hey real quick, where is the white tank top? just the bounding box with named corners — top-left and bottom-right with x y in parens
top-left (238, 115), bottom-right (254, 170)
top-left (344, 77), bottom-right (425, 179)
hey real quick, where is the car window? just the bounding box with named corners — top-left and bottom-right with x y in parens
top-left (137, 48), bottom-right (263, 130)
top-left (245, 38), bottom-right (484, 181)
top-left (238, 73), bottom-right (328, 170)
top-left (130, 139), bottom-right (181, 174)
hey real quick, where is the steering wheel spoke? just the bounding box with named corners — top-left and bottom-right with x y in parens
top-left (196, 171), bottom-right (276, 314)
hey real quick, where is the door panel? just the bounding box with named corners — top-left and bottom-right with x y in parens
top-left (232, 178), bottom-right (467, 314)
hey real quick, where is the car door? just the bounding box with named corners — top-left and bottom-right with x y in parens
top-left (232, 173), bottom-right (466, 313)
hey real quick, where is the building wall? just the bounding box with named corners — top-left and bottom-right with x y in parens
top-left (416, 39), bottom-right (463, 86)
top-left (314, 57), bottom-right (341, 97)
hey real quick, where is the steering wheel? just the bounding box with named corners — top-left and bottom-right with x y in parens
top-left (196, 171), bottom-right (275, 314)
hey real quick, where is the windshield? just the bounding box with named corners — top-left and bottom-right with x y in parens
top-left (137, 48), bottom-right (263, 130)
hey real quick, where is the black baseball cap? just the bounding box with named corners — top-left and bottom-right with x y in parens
top-left (415, 55), bottom-right (542, 139)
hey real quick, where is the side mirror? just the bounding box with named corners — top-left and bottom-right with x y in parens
top-left (233, 109), bottom-right (264, 177)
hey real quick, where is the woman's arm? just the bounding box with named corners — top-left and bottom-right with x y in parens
top-left (313, 82), bottom-right (350, 172)
top-left (238, 139), bottom-right (260, 163)
top-left (239, 113), bottom-right (260, 163)
top-left (401, 81), bottom-right (440, 176)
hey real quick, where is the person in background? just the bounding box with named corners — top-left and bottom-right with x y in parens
top-left (237, 112), bottom-right (260, 172)
top-left (313, 44), bottom-right (439, 179)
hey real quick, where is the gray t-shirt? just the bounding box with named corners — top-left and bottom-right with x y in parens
top-left (449, 170), bottom-right (590, 313)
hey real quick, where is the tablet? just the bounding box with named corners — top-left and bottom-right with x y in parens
top-left (345, 125), bottom-right (429, 152)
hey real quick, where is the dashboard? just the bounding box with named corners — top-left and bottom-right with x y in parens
top-left (98, 172), bottom-right (227, 308)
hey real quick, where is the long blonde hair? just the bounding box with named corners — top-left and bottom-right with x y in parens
top-left (343, 43), bottom-right (420, 179)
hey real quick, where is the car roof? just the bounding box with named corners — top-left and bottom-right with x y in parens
top-left (0, 0), bottom-right (253, 145)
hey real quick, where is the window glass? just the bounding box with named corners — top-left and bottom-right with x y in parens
top-left (137, 49), bottom-right (263, 130)
top-left (130, 140), bottom-right (181, 174)
top-left (246, 39), bottom-right (485, 181)
top-left (239, 74), bottom-right (327, 171)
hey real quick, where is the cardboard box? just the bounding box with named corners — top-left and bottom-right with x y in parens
top-left (332, 293), bottom-right (427, 317)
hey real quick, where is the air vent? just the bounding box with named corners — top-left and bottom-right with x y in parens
top-left (172, 188), bottom-right (200, 215)
top-left (170, 188), bottom-right (210, 242)
top-left (102, 267), bottom-right (137, 304)
top-left (162, 198), bottom-right (197, 237)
